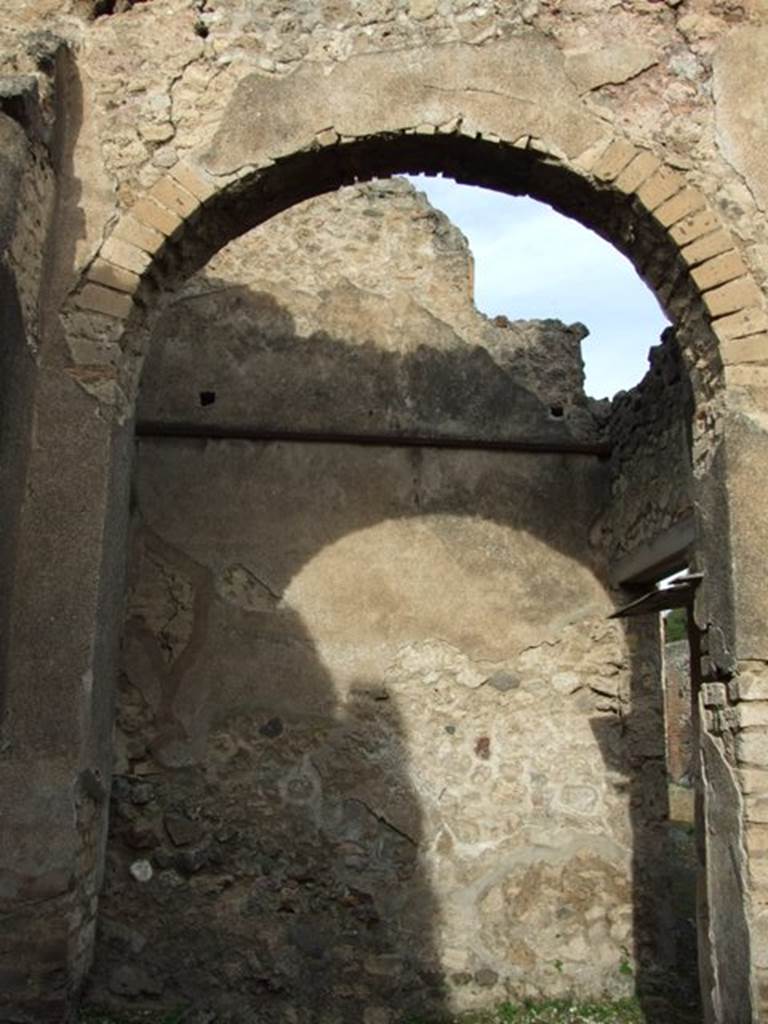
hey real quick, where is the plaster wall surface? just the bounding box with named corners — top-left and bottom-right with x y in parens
top-left (138, 178), bottom-right (598, 444)
top-left (1, 2), bottom-right (768, 1021)
top-left (82, 180), bottom-right (697, 1022)
top-left (93, 439), bottom-right (642, 1023)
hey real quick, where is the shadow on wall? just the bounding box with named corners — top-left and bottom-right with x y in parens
top-left (136, 278), bottom-right (600, 446)
top-left (99, 527), bottom-right (442, 1023)
top-left (82, 284), bottom-right (699, 1023)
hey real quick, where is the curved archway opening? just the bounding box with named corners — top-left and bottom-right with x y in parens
top-left (83, 136), bottom-right (708, 1022)
top-left (405, 175), bottom-right (670, 400)
top-left (132, 133), bottom-right (709, 354)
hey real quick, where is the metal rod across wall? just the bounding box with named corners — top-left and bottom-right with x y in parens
top-left (135, 422), bottom-right (612, 457)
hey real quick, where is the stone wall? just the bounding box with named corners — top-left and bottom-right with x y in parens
top-left (666, 637), bottom-right (695, 788)
top-left (81, 182), bottom-right (690, 1021)
top-left (138, 178), bottom-right (599, 444)
top-left (0, 110), bottom-right (42, 725)
top-left (1, 2), bottom-right (768, 1021)
top-left (604, 328), bottom-right (695, 567)
top-left (3, 0), bottom-right (766, 274)
top-left (92, 440), bottom-right (639, 1022)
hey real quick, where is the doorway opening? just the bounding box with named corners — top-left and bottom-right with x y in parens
top-left (84, 168), bottom-right (701, 1023)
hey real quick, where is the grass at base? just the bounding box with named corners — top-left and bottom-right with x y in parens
top-left (80, 996), bottom-right (646, 1024)
top-left (406, 996), bottom-right (645, 1024)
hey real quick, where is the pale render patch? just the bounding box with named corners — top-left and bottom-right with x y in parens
top-left (714, 26), bottom-right (768, 213)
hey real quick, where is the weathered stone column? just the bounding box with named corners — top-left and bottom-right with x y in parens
top-left (0, 365), bottom-right (132, 1021)
top-left (693, 378), bottom-right (768, 1024)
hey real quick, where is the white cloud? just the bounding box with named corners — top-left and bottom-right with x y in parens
top-left (406, 175), bottom-right (669, 399)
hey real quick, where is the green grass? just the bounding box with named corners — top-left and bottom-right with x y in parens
top-left (404, 997), bottom-right (645, 1024)
top-left (79, 999), bottom-right (643, 1024)
top-left (80, 997), bottom-right (645, 1024)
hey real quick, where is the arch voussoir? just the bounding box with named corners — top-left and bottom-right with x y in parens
top-left (578, 133), bottom-right (768, 369)
top-left (69, 117), bottom-right (768, 383)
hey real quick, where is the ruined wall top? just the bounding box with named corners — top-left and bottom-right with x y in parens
top-left (140, 177), bottom-right (598, 443)
top-left (3, 0), bottom-right (768, 297)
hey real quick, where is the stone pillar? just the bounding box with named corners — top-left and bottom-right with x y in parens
top-left (0, 365), bottom-right (132, 1022)
top-left (693, 384), bottom-right (768, 1024)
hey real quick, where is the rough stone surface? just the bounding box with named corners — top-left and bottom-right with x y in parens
top-left (138, 178), bottom-right (599, 444)
top-left (665, 639), bottom-right (694, 787)
top-left (0, 2), bottom-right (767, 1023)
top-left (92, 439), bottom-right (651, 1021)
top-left (714, 27), bottom-right (768, 215)
top-left (604, 331), bottom-right (695, 564)
top-left (85, 181), bottom-right (693, 1021)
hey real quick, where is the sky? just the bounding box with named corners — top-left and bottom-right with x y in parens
top-left (407, 174), bottom-right (670, 400)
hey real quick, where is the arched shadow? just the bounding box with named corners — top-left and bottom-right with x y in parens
top-left (84, 277), bottom-right (698, 1023)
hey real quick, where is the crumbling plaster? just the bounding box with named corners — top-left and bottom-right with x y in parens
top-left (85, 179), bottom-right (690, 1021)
top-left (0, 2), bottom-right (767, 1022)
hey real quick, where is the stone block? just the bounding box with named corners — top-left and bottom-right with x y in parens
top-left (704, 278), bottom-right (764, 318)
top-left (702, 682), bottom-right (727, 708)
top-left (133, 196), bottom-right (182, 237)
top-left (681, 229), bottom-right (736, 267)
top-left (653, 188), bottom-right (706, 228)
top-left (168, 162), bottom-right (217, 202)
top-left (713, 307), bottom-right (768, 340)
top-left (721, 334), bottom-right (768, 366)
top-left (86, 258), bottom-right (141, 295)
top-left (589, 138), bottom-right (638, 180)
top-left (315, 128), bottom-right (339, 147)
top-left (746, 824), bottom-right (768, 857)
top-left (74, 283), bottom-right (133, 319)
top-left (748, 858), bottom-right (768, 890)
top-left (149, 175), bottom-right (199, 219)
top-left (669, 209), bottom-right (720, 247)
top-left (736, 729), bottom-right (768, 767)
top-left (732, 676), bottom-right (768, 702)
top-left (746, 795), bottom-right (768, 824)
top-left (737, 703), bottom-right (768, 729)
top-left (636, 166), bottom-right (684, 211)
top-left (614, 150), bottom-right (660, 194)
top-left (738, 767), bottom-right (768, 794)
top-left (724, 364), bottom-right (768, 389)
top-left (113, 214), bottom-right (165, 255)
top-left (691, 251), bottom-right (748, 292)
top-left (101, 236), bottom-right (151, 276)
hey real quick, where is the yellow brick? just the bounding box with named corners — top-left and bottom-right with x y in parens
top-left (739, 767), bottom-right (768, 794)
top-left (725, 364), bottom-right (768, 388)
top-left (691, 250), bottom-right (748, 292)
top-left (86, 258), bottom-right (141, 295)
top-left (721, 334), bottom-right (768, 365)
top-left (100, 236), bottom-right (151, 276)
top-left (615, 150), bottom-right (660, 194)
top-left (590, 139), bottom-right (637, 182)
top-left (669, 209), bottom-right (720, 246)
top-left (745, 825), bottom-right (768, 857)
top-left (133, 196), bottom-right (182, 236)
top-left (680, 229), bottom-right (735, 267)
top-left (654, 188), bottom-right (706, 227)
top-left (636, 166), bottom-right (684, 211)
top-left (705, 277), bottom-right (763, 317)
top-left (149, 175), bottom-right (199, 219)
top-left (168, 162), bottom-right (217, 202)
top-left (113, 214), bottom-right (165, 255)
top-left (712, 307), bottom-right (768, 340)
top-left (74, 283), bottom-right (133, 319)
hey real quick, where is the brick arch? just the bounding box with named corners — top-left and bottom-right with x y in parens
top-left (72, 131), bottom-right (766, 388)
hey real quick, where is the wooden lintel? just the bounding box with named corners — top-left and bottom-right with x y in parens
top-left (610, 516), bottom-right (696, 587)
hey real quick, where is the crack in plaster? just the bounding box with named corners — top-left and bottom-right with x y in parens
top-left (350, 797), bottom-right (418, 847)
